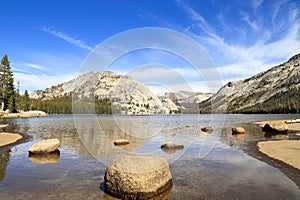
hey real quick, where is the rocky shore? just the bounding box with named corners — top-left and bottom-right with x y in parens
top-left (254, 120), bottom-right (300, 170)
top-left (0, 110), bottom-right (48, 118)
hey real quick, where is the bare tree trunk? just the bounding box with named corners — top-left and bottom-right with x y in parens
top-left (2, 83), bottom-right (5, 111)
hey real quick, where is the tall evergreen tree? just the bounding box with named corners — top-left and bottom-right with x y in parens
top-left (23, 90), bottom-right (30, 111)
top-left (7, 91), bottom-right (16, 113)
top-left (0, 55), bottom-right (15, 111)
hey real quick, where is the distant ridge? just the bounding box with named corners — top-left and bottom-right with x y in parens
top-left (199, 53), bottom-right (300, 113)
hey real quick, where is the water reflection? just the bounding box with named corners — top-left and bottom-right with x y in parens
top-left (0, 148), bottom-right (11, 181)
top-left (101, 182), bottom-right (172, 200)
top-left (74, 116), bottom-right (150, 163)
top-left (28, 150), bottom-right (60, 164)
top-left (0, 114), bottom-right (300, 199)
top-left (264, 132), bottom-right (289, 139)
top-left (161, 148), bottom-right (184, 155)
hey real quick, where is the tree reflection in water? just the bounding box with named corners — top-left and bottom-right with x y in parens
top-left (0, 148), bottom-right (11, 181)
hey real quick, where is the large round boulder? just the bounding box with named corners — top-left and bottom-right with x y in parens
top-left (28, 138), bottom-right (60, 154)
top-left (262, 121), bottom-right (288, 133)
top-left (104, 156), bottom-right (172, 199)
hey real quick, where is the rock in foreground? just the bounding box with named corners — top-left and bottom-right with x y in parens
top-left (29, 139), bottom-right (60, 154)
top-left (262, 121), bottom-right (288, 132)
top-left (104, 156), bottom-right (172, 199)
top-left (232, 127), bottom-right (245, 134)
top-left (161, 141), bottom-right (184, 150)
top-left (114, 139), bottom-right (129, 145)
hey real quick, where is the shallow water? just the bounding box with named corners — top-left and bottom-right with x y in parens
top-left (0, 114), bottom-right (300, 199)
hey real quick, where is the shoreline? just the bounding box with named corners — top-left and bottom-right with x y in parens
top-left (0, 128), bottom-right (32, 149)
top-left (257, 140), bottom-right (300, 170)
top-left (253, 119), bottom-right (300, 170)
top-left (249, 119), bottom-right (300, 186)
top-left (0, 132), bottom-right (23, 147)
top-left (0, 110), bottom-right (48, 118)
top-left (246, 140), bottom-right (300, 187)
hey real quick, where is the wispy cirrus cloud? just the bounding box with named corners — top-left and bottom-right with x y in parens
top-left (25, 63), bottom-right (48, 71)
top-left (176, 0), bottom-right (300, 81)
top-left (241, 13), bottom-right (260, 32)
top-left (12, 51), bottom-right (84, 93)
top-left (252, 0), bottom-right (264, 13)
top-left (14, 71), bottom-right (77, 93)
top-left (42, 26), bottom-right (93, 50)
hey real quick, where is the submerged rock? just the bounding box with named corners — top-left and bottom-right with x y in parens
top-left (201, 126), bottom-right (213, 132)
top-left (232, 127), bottom-right (245, 134)
top-left (28, 138), bottom-right (60, 154)
top-left (262, 121), bottom-right (288, 133)
top-left (161, 141), bottom-right (184, 150)
top-left (104, 156), bottom-right (172, 199)
top-left (114, 139), bottom-right (129, 145)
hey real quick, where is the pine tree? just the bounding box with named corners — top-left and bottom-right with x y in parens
top-left (0, 55), bottom-right (16, 111)
top-left (7, 91), bottom-right (16, 113)
top-left (23, 90), bottom-right (30, 111)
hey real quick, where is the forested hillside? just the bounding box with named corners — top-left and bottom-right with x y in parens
top-left (29, 95), bottom-right (112, 114)
top-left (238, 87), bottom-right (300, 114)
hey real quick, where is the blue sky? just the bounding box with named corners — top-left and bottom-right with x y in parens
top-left (0, 0), bottom-right (299, 94)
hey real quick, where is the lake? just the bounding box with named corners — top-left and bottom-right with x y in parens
top-left (0, 114), bottom-right (300, 199)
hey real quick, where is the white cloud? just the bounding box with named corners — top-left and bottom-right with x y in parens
top-left (20, 51), bottom-right (84, 74)
top-left (42, 26), bottom-right (93, 50)
top-left (12, 52), bottom-right (84, 93)
top-left (25, 63), bottom-right (48, 71)
top-left (12, 66), bottom-right (31, 74)
top-left (271, 0), bottom-right (289, 26)
top-left (176, 0), bottom-right (206, 24)
top-left (124, 64), bottom-right (222, 94)
top-left (241, 14), bottom-right (260, 31)
top-left (14, 71), bottom-right (77, 93)
top-left (177, 0), bottom-right (300, 83)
